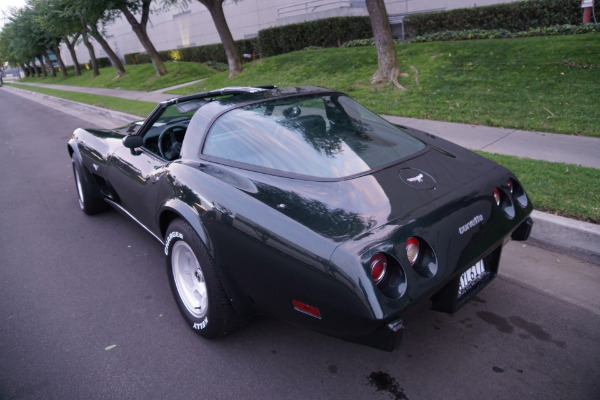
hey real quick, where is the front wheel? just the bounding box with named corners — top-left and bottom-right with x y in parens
top-left (71, 153), bottom-right (107, 215)
top-left (165, 219), bottom-right (242, 338)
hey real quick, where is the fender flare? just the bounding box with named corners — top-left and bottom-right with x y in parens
top-left (159, 198), bottom-right (213, 256)
top-left (67, 135), bottom-right (82, 162)
top-left (158, 198), bottom-right (253, 316)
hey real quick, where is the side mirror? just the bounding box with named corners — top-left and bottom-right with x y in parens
top-left (123, 135), bottom-right (143, 149)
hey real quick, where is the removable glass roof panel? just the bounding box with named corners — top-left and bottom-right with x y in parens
top-left (203, 94), bottom-right (425, 179)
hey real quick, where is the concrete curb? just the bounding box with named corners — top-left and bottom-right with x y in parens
top-left (4, 84), bottom-right (599, 265)
top-left (529, 210), bottom-right (600, 265)
top-left (3, 85), bottom-right (143, 126)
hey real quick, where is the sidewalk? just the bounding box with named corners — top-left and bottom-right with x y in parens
top-left (13, 81), bottom-right (188, 103)
top-left (4, 82), bottom-right (600, 264)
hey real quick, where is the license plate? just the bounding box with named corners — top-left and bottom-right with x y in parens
top-left (458, 260), bottom-right (487, 298)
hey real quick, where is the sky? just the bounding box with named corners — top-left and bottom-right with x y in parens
top-left (0, 0), bottom-right (26, 29)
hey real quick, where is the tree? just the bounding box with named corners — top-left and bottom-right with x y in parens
top-left (195, 0), bottom-right (242, 77)
top-left (110, 0), bottom-right (169, 76)
top-left (65, 0), bottom-right (126, 77)
top-left (4, 5), bottom-right (50, 79)
top-left (63, 33), bottom-right (82, 76)
top-left (79, 14), bottom-right (100, 77)
top-left (365, 0), bottom-right (405, 90)
top-left (30, 0), bottom-right (73, 77)
top-left (89, 21), bottom-right (126, 77)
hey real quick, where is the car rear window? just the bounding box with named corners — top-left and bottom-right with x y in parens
top-left (202, 94), bottom-right (425, 179)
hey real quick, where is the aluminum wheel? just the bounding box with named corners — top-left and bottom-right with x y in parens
top-left (72, 160), bottom-right (85, 210)
top-left (171, 240), bottom-right (208, 319)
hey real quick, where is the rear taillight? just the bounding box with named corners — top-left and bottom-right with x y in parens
top-left (370, 253), bottom-right (387, 284)
top-left (508, 178), bottom-right (529, 208)
top-left (367, 252), bottom-right (407, 299)
top-left (405, 237), bottom-right (420, 266)
top-left (493, 188), bottom-right (501, 206)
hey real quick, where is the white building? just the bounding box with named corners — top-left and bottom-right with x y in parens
top-left (61, 0), bottom-right (521, 66)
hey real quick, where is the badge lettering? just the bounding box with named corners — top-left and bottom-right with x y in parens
top-left (164, 231), bottom-right (183, 255)
top-left (458, 214), bottom-right (484, 235)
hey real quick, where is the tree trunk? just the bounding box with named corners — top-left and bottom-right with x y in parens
top-left (52, 45), bottom-right (69, 77)
top-left (20, 63), bottom-right (31, 78)
top-left (197, 0), bottom-right (242, 77)
top-left (39, 55), bottom-right (48, 77)
top-left (118, 2), bottom-right (167, 76)
top-left (31, 61), bottom-right (40, 78)
top-left (64, 34), bottom-right (82, 77)
top-left (89, 22), bottom-right (126, 77)
top-left (44, 50), bottom-right (57, 78)
top-left (80, 17), bottom-right (99, 77)
top-left (365, 0), bottom-right (405, 90)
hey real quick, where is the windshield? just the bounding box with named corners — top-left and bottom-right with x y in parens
top-left (202, 94), bottom-right (426, 179)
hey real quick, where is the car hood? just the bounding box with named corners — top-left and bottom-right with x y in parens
top-left (217, 129), bottom-right (499, 245)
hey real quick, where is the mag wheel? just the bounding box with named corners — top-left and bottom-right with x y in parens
top-left (165, 219), bottom-right (243, 338)
top-left (71, 153), bottom-right (107, 215)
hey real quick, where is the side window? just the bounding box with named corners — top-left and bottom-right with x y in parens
top-left (142, 102), bottom-right (198, 160)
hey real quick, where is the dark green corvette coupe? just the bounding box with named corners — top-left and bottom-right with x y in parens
top-left (68, 86), bottom-right (533, 351)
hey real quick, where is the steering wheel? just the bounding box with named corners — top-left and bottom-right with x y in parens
top-left (158, 124), bottom-right (187, 161)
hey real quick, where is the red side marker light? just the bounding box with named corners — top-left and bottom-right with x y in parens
top-left (292, 299), bottom-right (322, 319)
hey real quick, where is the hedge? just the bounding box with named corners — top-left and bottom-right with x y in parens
top-left (94, 57), bottom-right (112, 68)
top-left (409, 23), bottom-right (600, 43)
top-left (257, 16), bottom-right (372, 57)
top-left (404, 0), bottom-right (583, 37)
top-left (124, 38), bottom-right (258, 66)
top-left (124, 17), bottom-right (372, 64)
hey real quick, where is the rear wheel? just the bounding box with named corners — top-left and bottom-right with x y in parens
top-left (71, 153), bottom-right (107, 215)
top-left (165, 219), bottom-right (242, 338)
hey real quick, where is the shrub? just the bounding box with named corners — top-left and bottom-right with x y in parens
top-left (342, 38), bottom-right (375, 47)
top-left (409, 23), bottom-right (600, 43)
top-left (258, 16), bottom-right (372, 57)
top-left (404, 0), bottom-right (583, 38)
top-left (205, 61), bottom-right (228, 72)
top-left (95, 57), bottom-right (112, 68)
top-left (124, 38), bottom-right (260, 65)
top-left (124, 53), bottom-right (137, 65)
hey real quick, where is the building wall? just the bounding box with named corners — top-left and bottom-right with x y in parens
top-left (61, 0), bottom-right (522, 67)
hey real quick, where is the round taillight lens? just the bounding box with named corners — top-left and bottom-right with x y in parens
top-left (370, 253), bottom-right (387, 284)
top-left (507, 180), bottom-right (514, 194)
top-left (406, 237), bottom-right (420, 266)
top-left (493, 189), bottom-right (501, 206)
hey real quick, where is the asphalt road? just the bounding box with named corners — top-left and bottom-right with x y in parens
top-left (1, 89), bottom-right (599, 400)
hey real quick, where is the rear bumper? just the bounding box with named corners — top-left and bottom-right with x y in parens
top-left (340, 318), bottom-right (405, 352)
top-left (511, 217), bottom-right (534, 241)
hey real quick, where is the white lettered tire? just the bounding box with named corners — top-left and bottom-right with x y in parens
top-left (165, 219), bottom-right (241, 338)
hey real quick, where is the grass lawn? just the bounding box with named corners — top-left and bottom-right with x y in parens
top-left (18, 62), bottom-right (216, 92)
top-left (170, 34), bottom-right (600, 137)
top-left (7, 83), bottom-right (156, 116)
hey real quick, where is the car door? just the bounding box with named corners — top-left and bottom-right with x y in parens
top-left (106, 145), bottom-right (167, 235)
